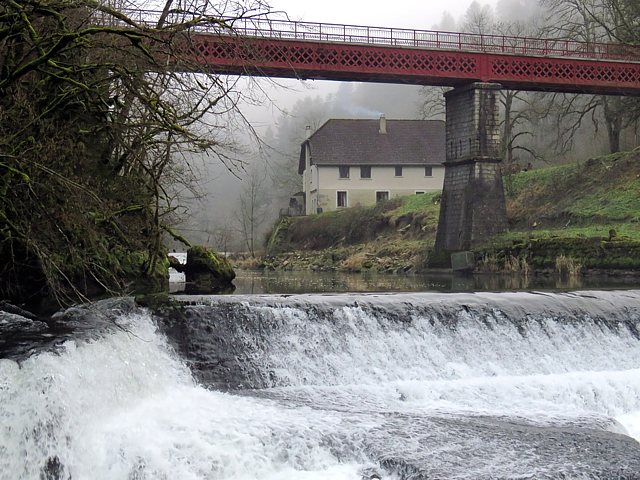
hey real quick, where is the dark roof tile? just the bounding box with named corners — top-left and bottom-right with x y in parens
top-left (299, 118), bottom-right (445, 174)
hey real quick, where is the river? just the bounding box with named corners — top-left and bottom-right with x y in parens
top-left (2, 279), bottom-right (640, 478)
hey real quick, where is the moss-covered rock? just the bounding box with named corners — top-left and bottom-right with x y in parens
top-left (185, 246), bottom-right (235, 293)
top-left (128, 253), bottom-right (169, 295)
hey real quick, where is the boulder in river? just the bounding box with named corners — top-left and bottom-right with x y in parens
top-left (184, 246), bottom-right (235, 294)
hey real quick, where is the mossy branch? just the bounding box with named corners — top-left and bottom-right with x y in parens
top-left (161, 224), bottom-right (192, 248)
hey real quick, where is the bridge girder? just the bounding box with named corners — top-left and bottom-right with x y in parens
top-left (178, 35), bottom-right (640, 96)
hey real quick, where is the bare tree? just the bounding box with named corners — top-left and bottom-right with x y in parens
top-left (236, 165), bottom-right (270, 257)
top-left (500, 90), bottom-right (544, 164)
top-left (211, 215), bottom-right (235, 255)
top-left (0, 0), bottom-right (272, 303)
top-left (540, 0), bottom-right (640, 153)
top-left (462, 1), bottom-right (497, 34)
top-left (418, 86), bottom-right (448, 121)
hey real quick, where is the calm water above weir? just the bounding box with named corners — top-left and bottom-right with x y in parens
top-left (223, 268), bottom-right (640, 295)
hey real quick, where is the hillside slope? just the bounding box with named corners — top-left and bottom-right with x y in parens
top-left (261, 149), bottom-right (640, 273)
top-left (506, 150), bottom-right (640, 236)
top-left (264, 193), bottom-right (440, 272)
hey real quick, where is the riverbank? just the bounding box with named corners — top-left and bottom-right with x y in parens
top-left (255, 149), bottom-right (640, 276)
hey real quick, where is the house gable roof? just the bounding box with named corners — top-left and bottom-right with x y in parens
top-left (298, 118), bottom-right (445, 174)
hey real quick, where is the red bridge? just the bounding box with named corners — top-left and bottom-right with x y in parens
top-left (119, 10), bottom-right (640, 96)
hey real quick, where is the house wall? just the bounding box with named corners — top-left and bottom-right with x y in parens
top-left (304, 165), bottom-right (320, 215)
top-left (313, 165), bottom-right (444, 212)
top-left (303, 143), bottom-right (322, 215)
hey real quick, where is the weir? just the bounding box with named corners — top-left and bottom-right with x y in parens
top-left (3, 291), bottom-right (640, 478)
top-left (163, 290), bottom-right (640, 390)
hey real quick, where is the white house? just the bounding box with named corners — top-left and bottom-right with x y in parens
top-left (298, 116), bottom-right (445, 214)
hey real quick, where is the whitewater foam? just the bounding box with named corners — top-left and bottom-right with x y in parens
top-left (0, 313), bottom-right (372, 480)
top-left (3, 291), bottom-right (640, 479)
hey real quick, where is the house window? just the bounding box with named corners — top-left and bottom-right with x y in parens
top-left (339, 166), bottom-right (350, 179)
top-left (425, 166), bottom-right (433, 177)
top-left (394, 166), bottom-right (403, 177)
top-left (360, 166), bottom-right (371, 179)
top-left (337, 191), bottom-right (348, 208)
top-left (376, 191), bottom-right (389, 203)
top-left (415, 191), bottom-right (425, 195)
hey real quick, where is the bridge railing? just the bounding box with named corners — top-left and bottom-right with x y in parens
top-left (113, 9), bottom-right (640, 63)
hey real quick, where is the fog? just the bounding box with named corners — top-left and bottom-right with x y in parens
top-left (170, 0), bottom-right (638, 252)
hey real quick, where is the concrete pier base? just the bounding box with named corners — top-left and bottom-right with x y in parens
top-left (434, 82), bottom-right (507, 254)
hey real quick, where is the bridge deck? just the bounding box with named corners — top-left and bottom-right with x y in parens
top-left (120, 10), bottom-right (640, 95)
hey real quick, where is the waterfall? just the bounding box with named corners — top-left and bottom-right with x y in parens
top-left (3, 290), bottom-right (640, 479)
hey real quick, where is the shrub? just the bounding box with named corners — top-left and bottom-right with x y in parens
top-left (340, 252), bottom-right (371, 272)
top-left (555, 254), bottom-right (581, 277)
top-left (504, 254), bottom-right (531, 276)
top-left (478, 254), bottom-right (500, 273)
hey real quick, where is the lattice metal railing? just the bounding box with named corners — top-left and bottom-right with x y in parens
top-left (98, 8), bottom-right (640, 63)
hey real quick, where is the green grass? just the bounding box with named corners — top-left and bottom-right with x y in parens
top-left (486, 151), bottom-right (640, 256)
top-left (506, 163), bottom-right (577, 197)
top-left (507, 151), bottom-right (640, 228)
top-left (567, 183), bottom-right (640, 221)
top-left (389, 191), bottom-right (441, 216)
top-left (491, 224), bottom-right (640, 246)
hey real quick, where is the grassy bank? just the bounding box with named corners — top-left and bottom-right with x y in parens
top-left (478, 149), bottom-right (640, 273)
top-left (262, 193), bottom-right (441, 273)
top-left (259, 149), bottom-right (640, 274)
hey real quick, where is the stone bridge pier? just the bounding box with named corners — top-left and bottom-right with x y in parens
top-left (434, 82), bottom-right (508, 255)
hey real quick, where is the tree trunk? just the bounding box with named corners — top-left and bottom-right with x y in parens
top-left (502, 92), bottom-right (514, 164)
top-left (607, 121), bottom-right (622, 153)
top-left (603, 97), bottom-right (623, 153)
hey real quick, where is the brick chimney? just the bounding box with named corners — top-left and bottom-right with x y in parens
top-left (379, 114), bottom-right (387, 134)
top-left (305, 125), bottom-right (312, 139)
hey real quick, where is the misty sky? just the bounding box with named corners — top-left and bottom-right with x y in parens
top-left (268, 0), bottom-right (498, 29)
